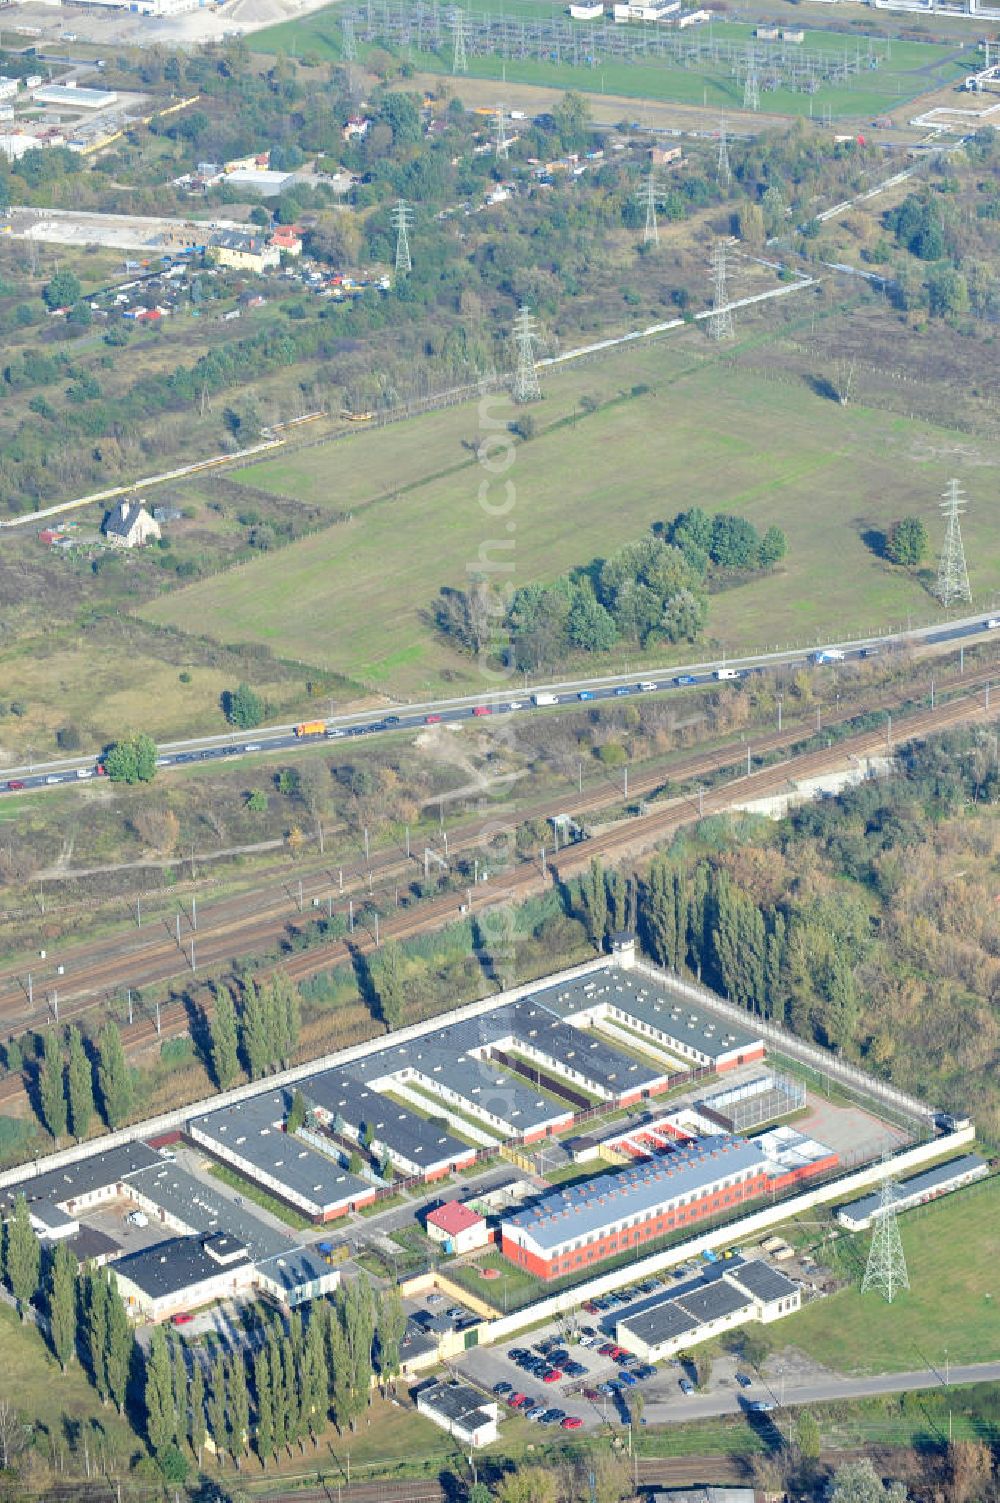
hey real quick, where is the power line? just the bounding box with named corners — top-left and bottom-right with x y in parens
top-left (708, 239), bottom-right (734, 341)
top-left (861, 1177), bottom-right (909, 1303)
top-left (512, 305), bottom-right (541, 404)
top-left (936, 478), bottom-right (971, 607)
top-left (717, 112), bottom-right (731, 189)
top-left (391, 198), bottom-right (413, 275)
top-left (452, 7), bottom-right (468, 73)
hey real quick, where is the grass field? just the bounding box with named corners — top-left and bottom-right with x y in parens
top-left (142, 331), bottom-right (1000, 698)
top-left (778, 1178), bottom-right (1000, 1374)
top-left (249, 7), bottom-right (963, 119)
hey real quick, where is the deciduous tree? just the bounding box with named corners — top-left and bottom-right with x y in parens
top-left (66, 1025), bottom-right (93, 1141)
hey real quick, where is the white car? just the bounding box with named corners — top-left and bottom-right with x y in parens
top-left (507, 700), bottom-right (525, 710)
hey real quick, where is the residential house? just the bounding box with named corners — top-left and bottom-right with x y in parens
top-left (103, 500), bottom-right (161, 549)
top-left (212, 230), bottom-right (280, 274)
top-left (425, 1200), bottom-right (489, 1255)
top-left (270, 223), bottom-right (303, 257)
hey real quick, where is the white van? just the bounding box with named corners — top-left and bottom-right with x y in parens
top-left (715, 668), bottom-right (739, 681)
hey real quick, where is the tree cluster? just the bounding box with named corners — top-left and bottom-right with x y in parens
top-left (103, 732), bottom-right (158, 785)
top-left (26, 1020), bottom-right (132, 1141)
top-left (209, 971), bottom-right (302, 1087)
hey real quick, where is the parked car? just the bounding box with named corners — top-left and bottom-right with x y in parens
top-left (561, 1415), bottom-right (583, 1429)
top-left (542, 1369), bottom-right (563, 1384)
top-left (494, 1381), bottom-right (513, 1397)
top-left (749, 1399), bottom-right (775, 1413)
top-left (542, 1408), bottom-right (565, 1424)
top-left (563, 1360), bottom-right (586, 1378)
top-left (617, 1371), bottom-right (638, 1387)
top-left (736, 1373), bottom-right (753, 1388)
top-left (679, 1378), bottom-right (695, 1395)
top-left (171, 1312), bottom-right (193, 1327)
top-left (508, 1392), bottom-right (529, 1409)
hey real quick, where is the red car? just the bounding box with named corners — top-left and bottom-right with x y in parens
top-left (472, 705), bottom-right (492, 716)
top-left (507, 1392), bottom-right (529, 1409)
top-left (171, 1312), bottom-right (194, 1326)
top-left (543, 1369), bottom-right (563, 1384)
top-left (561, 1416), bottom-right (583, 1430)
top-left (425, 714), bottom-right (442, 724)
top-left (598, 1343), bottom-right (617, 1357)
top-left (582, 1301), bottom-right (599, 1314)
top-left (5, 781), bottom-right (24, 792)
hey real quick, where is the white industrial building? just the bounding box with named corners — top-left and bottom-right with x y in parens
top-left (416, 1381), bottom-right (499, 1448)
top-left (615, 1259), bottom-right (801, 1362)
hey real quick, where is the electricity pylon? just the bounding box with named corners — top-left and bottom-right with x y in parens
top-left (743, 45), bottom-right (760, 112)
top-left (452, 7), bottom-right (468, 73)
top-left (717, 113), bottom-right (732, 189)
top-left (512, 305), bottom-right (541, 404)
top-left (496, 102), bottom-right (509, 160)
top-left (936, 478), bottom-right (971, 606)
top-left (708, 239), bottom-right (734, 341)
top-left (341, 12), bottom-right (356, 60)
top-left (643, 167), bottom-right (659, 246)
top-left (861, 1178), bottom-right (909, 1303)
top-left (392, 199), bottom-right (413, 275)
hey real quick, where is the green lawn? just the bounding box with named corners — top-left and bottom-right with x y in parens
top-left (248, 8), bottom-right (963, 118)
top-left (142, 337), bottom-right (1000, 698)
top-left (777, 1177), bottom-right (1000, 1374)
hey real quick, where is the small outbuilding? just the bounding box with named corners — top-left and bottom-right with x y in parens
top-left (416, 1380), bottom-right (499, 1448)
top-left (425, 1199), bottom-right (489, 1255)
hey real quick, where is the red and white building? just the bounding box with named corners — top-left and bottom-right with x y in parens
top-left (425, 1200), bottom-right (489, 1256)
top-left (501, 1130), bottom-right (836, 1281)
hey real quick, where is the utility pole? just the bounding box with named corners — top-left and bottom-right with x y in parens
top-left (391, 199), bottom-right (412, 275)
top-left (512, 305), bottom-right (541, 403)
top-left (716, 111), bottom-right (732, 188)
top-left (935, 478), bottom-right (971, 606)
top-left (708, 239), bottom-right (734, 341)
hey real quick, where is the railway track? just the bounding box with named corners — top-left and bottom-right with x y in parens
top-left (0, 679), bottom-right (988, 1124)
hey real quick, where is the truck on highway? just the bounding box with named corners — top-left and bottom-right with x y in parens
top-left (813, 649), bottom-right (845, 664)
top-left (294, 720), bottom-right (326, 737)
top-left (532, 692), bottom-right (558, 706)
top-left (715, 668), bottom-right (739, 681)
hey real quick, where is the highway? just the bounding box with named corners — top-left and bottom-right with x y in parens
top-left (0, 610), bottom-right (997, 794)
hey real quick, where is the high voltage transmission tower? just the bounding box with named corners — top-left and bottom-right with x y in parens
top-left (708, 240), bottom-right (734, 341)
top-left (452, 7), bottom-right (468, 73)
top-left (495, 102), bottom-right (509, 160)
top-left (341, 12), bottom-right (357, 58)
top-left (643, 167), bottom-right (659, 246)
top-left (391, 199), bottom-right (413, 275)
top-left (861, 1177), bottom-right (909, 1304)
top-left (512, 305), bottom-right (541, 403)
top-left (743, 45), bottom-right (760, 112)
top-left (716, 113), bottom-right (731, 189)
top-left (936, 478), bottom-right (971, 606)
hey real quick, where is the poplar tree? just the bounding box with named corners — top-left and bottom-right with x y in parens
top-left (105, 1274), bottom-right (132, 1415)
top-left (341, 1276), bottom-right (375, 1429)
top-left (210, 991), bottom-right (239, 1089)
top-left (189, 1361), bottom-right (207, 1464)
top-left (97, 1021), bottom-right (132, 1128)
top-left (5, 1194), bottom-right (40, 1318)
top-left (268, 1333), bottom-right (288, 1454)
top-left (376, 1284), bottom-right (406, 1389)
top-left (66, 1025), bottom-right (94, 1141)
top-left (169, 1333), bottom-right (186, 1445)
top-left (605, 867), bottom-right (627, 933)
top-left (581, 857), bottom-right (608, 947)
top-left (143, 1325), bottom-right (174, 1457)
top-left (253, 1346), bottom-right (275, 1463)
top-left (238, 978), bottom-right (269, 1081)
top-left (329, 1313), bottom-right (352, 1433)
top-left (83, 1266), bottom-right (110, 1399)
top-left (47, 1240), bottom-right (77, 1372)
top-left (39, 1030), bottom-right (67, 1142)
top-left (302, 1309), bottom-right (328, 1441)
top-left (372, 940), bottom-right (405, 1031)
top-left (207, 1355), bottom-right (227, 1467)
top-left (228, 1354), bottom-right (250, 1465)
top-left (272, 971), bottom-right (301, 1064)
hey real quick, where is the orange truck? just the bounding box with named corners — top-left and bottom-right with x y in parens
top-left (294, 720), bottom-right (326, 738)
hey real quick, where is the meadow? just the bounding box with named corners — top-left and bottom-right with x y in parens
top-left (248, 7), bottom-right (964, 120)
top-left (777, 1177), bottom-right (1000, 1373)
top-left (140, 327), bottom-right (1000, 699)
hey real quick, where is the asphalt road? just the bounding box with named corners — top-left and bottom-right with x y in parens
top-left (641, 1360), bottom-right (1000, 1426)
top-left (1, 611), bottom-right (997, 792)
